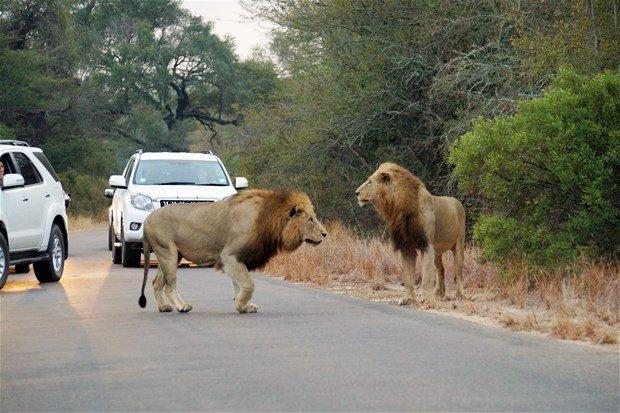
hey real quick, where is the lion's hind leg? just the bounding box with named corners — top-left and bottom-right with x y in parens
top-left (435, 253), bottom-right (446, 299)
top-left (452, 239), bottom-right (465, 299)
top-left (221, 254), bottom-right (257, 314)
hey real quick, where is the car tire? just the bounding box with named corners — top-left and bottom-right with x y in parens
top-left (34, 224), bottom-right (65, 283)
top-left (108, 222), bottom-right (114, 251)
top-left (0, 233), bottom-right (8, 290)
top-left (121, 226), bottom-right (141, 268)
top-left (112, 239), bottom-right (122, 265)
top-left (111, 219), bottom-right (122, 264)
top-left (14, 263), bottom-right (30, 274)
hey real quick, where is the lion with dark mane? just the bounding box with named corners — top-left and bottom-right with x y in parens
top-left (139, 189), bottom-right (327, 313)
top-left (356, 162), bottom-right (466, 304)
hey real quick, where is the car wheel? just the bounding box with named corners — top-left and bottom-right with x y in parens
top-left (108, 222), bottom-right (114, 251)
top-left (112, 221), bottom-right (122, 264)
top-left (121, 226), bottom-right (141, 268)
top-left (34, 224), bottom-right (65, 283)
top-left (14, 263), bottom-right (30, 274)
top-left (0, 233), bottom-right (8, 290)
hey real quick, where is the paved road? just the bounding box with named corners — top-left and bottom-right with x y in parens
top-left (1, 229), bottom-right (618, 412)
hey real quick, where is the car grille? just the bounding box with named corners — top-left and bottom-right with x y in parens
top-left (160, 200), bottom-right (214, 207)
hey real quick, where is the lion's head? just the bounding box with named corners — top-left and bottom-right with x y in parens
top-left (281, 193), bottom-right (327, 250)
top-left (356, 162), bottom-right (419, 212)
top-left (356, 163), bottom-right (429, 252)
top-left (233, 190), bottom-right (327, 270)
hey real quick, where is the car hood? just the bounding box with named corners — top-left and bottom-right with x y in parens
top-left (129, 185), bottom-right (237, 201)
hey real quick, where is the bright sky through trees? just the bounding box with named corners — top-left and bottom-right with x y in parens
top-left (182, 0), bottom-right (272, 59)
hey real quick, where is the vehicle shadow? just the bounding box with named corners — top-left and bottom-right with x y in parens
top-left (1, 271), bottom-right (112, 411)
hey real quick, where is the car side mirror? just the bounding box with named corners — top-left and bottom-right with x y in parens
top-left (1, 174), bottom-right (25, 190)
top-left (234, 177), bottom-right (248, 189)
top-left (109, 175), bottom-right (127, 189)
top-left (104, 188), bottom-right (114, 199)
top-left (64, 193), bottom-right (71, 208)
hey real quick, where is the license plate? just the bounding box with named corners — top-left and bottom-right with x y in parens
top-left (160, 200), bottom-right (213, 207)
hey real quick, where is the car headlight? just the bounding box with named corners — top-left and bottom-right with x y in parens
top-left (130, 193), bottom-right (154, 211)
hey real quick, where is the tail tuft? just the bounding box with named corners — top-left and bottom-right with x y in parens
top-left (138, 294), bottom-right (147, 308)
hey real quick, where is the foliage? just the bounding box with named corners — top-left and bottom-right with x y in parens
top-left (0, 0), bottom-right (277, 214)
top-left (233, 0), bottom-right (619, 233)
top-left (449, 69), bottom-right (620, 267)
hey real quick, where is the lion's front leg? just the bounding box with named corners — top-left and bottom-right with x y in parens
top-left (232, 280), bottom-right (240, 301)
top-left (399, 252), bottom-right (417, 306)
top-left (420, 246), bottom-right (438, 304)
top-left (153, 268), bottom-right (173, 312)
top-left (221, 254), bottom-right (258, 314)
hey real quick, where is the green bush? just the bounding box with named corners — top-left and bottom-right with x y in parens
top-left (58, 171), bottom-right (109, 217)
top-left (449, 69), bottom-right (619, 268)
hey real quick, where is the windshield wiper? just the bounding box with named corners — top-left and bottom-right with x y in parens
top-left (155, 182), bottom-right (196, 185)
top-left (196, 183), bottom-right (229, 186)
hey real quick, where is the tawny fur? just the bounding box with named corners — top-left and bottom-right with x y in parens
top-left (356, 162), bottom-right (466, 304)
top-left (139, 189), bottom-right (327, 314)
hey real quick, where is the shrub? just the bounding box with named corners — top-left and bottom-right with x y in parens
top-left (58, 171), bottom-right (109, 217)
top-left (449, 69), bottom-right (619, 268)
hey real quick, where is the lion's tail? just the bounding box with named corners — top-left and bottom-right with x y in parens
top-left (138, 237), bottom-right (150, 308)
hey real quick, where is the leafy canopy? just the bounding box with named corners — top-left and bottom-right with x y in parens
top-left (449, 69), bottom-right (620, 267)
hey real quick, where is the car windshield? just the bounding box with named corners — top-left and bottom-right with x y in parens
top-left (132, 159), bottom-right (229, 186)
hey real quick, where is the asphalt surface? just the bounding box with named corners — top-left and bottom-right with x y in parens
top-left (1, 229), bottom-right (618, 412)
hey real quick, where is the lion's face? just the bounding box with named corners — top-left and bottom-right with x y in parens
top-left (282, 203), bottom-right (327, 249)
top-left (355, 168), bottom-right (392, 207)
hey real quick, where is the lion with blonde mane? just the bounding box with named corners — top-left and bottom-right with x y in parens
top-left (356, 162), bottom-right (465, 304)
top-left (139, 189), bottom-right (327, 313)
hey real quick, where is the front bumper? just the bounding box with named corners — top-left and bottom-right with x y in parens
top-left (122, 207), bottom-right (151, 242)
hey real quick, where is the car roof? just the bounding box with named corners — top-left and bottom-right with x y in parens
top-left (0, 144), bottom-right (42, 153)
top-left (137, 152), bottom-right (219, 161)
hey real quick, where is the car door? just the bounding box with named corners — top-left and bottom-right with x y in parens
top-left (1, 153), bottom-right (29, 250)
top-left (5, 152), bottom-right (47, 250)
top-left (112, 157), bottom-right (135, 235)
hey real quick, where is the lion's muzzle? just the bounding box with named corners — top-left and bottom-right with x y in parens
top-left (355, 183), bottom-right (369, 207)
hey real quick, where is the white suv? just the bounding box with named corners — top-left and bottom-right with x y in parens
top-left (0, 141), bottom-right (69, 290)
top-left (106, 150), bottom-right (248, 267)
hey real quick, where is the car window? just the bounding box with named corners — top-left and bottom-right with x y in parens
top-left (123, 158), bottom-right (135, 183)
top-left (12, 152), bottom-right (43, 185)
top-left (0, 153), bottom-right (17, 174)
top-left (33, 152), bottom-right (60, 182)
top-left (133, 160), bottom-right (229, 186)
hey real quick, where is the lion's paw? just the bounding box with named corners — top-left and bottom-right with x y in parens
top-left (399, 297), bottom-right (416, 306)
top-left (420, 293), bottom-right (437, 309)
top-left (158, 304), bottom-right (173, 313)
top-left (238, 303), bottom-right (259, 313)
top-left (178, 303), bottom-right (193, 313)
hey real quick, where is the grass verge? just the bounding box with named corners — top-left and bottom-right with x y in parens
top-left (265, 222), bottom-right (619, 346)
top-left (68, 213), bottom-right (107, 232)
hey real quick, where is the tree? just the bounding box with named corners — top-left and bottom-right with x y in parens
top-left (0, 0), bottom-right (278, 214)
top-left (449, 69), bottom-right (619, 267)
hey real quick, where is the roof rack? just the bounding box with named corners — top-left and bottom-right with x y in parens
top-left (134, 149), bottom-right (143, 155)
top-left (204, 150), bottom-right (214, 155)
top-left (0, 140), bottom-right (30, 147)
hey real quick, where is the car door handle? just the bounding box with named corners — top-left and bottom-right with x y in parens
top-left (22, 197), bottom-right (29, 202)
top-left (45, 193), bottom-right (51, 198)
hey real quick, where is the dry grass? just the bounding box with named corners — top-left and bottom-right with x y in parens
top-left (68, 214), bottom-right (107, 232)
top-left (265, 222), bottom-right (620, 346)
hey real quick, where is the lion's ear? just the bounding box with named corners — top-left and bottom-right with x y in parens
top-left (289, 204), bottom-right (303, 218)
top-left (379, 172), bottom-right (391, 183)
